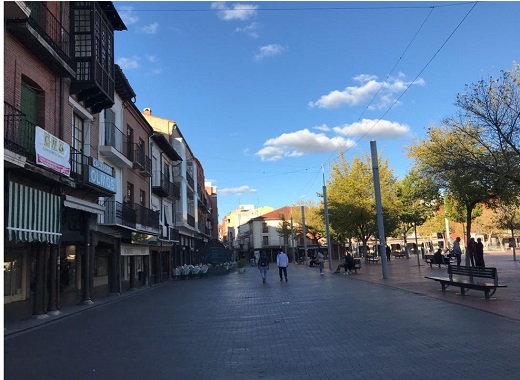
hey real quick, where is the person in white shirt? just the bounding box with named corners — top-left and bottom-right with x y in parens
top-left (276, 251), bottom-right (289, 282)
top-left (317, 251), bottom-right (325, 275)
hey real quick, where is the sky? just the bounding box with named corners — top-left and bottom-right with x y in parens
top-left (113, 1), bottom-right (520, 221)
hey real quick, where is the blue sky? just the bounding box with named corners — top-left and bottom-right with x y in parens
top-left (113, 1), bottom-right (520, 221)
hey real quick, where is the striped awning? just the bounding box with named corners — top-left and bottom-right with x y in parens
top-left (7, 181), bottom-right (62, 244)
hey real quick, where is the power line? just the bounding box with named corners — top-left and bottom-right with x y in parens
top-left (322, 1), bottom-right (478, 175)
top-left (117, 3), bottom-right (476, 13)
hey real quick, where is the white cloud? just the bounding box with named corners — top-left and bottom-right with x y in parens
top-left (118, 6), bottom-right (139, 25)
top-left (139, 22), bottom-right (159, 34)
top-left (219, 186), bottom-right (257, 195)
top-left (333, 119), bottom-right (410, 139)
top-left (235, 22), bottom-right (260, 38)
top-left (313, 124), bottom-right (330, 132)
top-left (116, 57), bottom-right (140, 70)
top-left (147, 55), bottom-right (157, 63)
top-left (256, 129), bottom-right (356, 161)
top-left (309, 73), bottom-right (425, 109)
top-left (254, 44), bottom-right (285, 61)
top-left (211, 2), bottom-right (258, 21)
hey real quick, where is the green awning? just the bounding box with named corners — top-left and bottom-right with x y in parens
top-left (7, 181), bottom-right (62, 244)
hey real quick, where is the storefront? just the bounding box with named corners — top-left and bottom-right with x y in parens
top-left (4, 180), bottom-right (62, 318)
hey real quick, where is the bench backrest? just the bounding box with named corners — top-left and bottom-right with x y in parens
top-left (448, 265), bottom-right (498, 285)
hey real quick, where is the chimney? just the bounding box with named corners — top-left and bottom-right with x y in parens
top-left (143, 107), bottom-right (152, 116)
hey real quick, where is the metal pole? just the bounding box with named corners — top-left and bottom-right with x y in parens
top-left (290, 217), bottom-right (296, 263)
top-left (370, 141), bottom-right (389, 279)
top-left (322, 166), bottom-right (333, 270)
top-left (301, 206), bottom-right (308, 265)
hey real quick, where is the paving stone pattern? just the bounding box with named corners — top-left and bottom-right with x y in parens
top-left (4, 259), bottom-right (520, 380)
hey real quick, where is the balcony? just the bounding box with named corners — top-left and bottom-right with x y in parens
top-left (70, 147), bottom-right (116, 196)
top-left (4, 102), bottom-right (36, 164)
top-left (134, 203), bottom-right (160, 235)
top-left (69, 2), bottom-right (126, 113)
top-left (161, 226), bottom-right (180, 242)
top-left (132, 144), bottom-right (152, 177)
top-left (152, 171), bottom-right (180, 199)
top-left (186, 172), bottom-right (195, 189)
top-left (152, 171), bottom-right (170, 197)
top-left (98, 122), bottom-right (132, 168)
top-left (6, 2), bottom-right (75, 77)
top-left (100, 198), bottom-right (137, 230)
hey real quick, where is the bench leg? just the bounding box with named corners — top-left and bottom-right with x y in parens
top-left (441, 283), bottom-right (446, 292)
top-left (460, 286), bottom-right (466, 296)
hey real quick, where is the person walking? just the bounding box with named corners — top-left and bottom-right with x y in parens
top-left (258, 251), bottom-right (269, 283)
top-left (475, 237), bottom-right (485, 267)
top-left (453, 237), bottom-right (463, 267)
top-left (276, 251), bottom-right (289, 282)
top-left (386, 245), bottom-right (391, 262)
top-left (468, 237), bottom-right (477, 267)
top-left (317, 250), bottom-right (325, 275)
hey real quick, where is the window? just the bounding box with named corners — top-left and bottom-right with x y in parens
top-left (104, 109), bottom-right (116, 147)
top-left (262, 236), bottom-right (269, 246)
top-left (126, 125), bottom-right (133, 159)
top-left (20, 78), bottom-right (44, 156)
top-left (71, 113), bottom-right (84, 175)
top-left (262, 223), bottom-right (268, 233)
top-left (137, 138), bottom-right (145, 164)
top-left (164, 163), bottom-right (170, 181)
top-left (126, 182), bottom-right (134, 205)
top-left (139, 190), bottom-right (145, 207)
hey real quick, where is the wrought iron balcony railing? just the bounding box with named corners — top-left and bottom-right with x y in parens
top-left (133, 144), bottom-right (152, 176)
top-left (100, 198), bottom-right (137, 229)
top-left (152, 171), bottom-right (180, 199)
top-left (4, 102), bottom-right (36, 161)
top-left (186, 172), bottom-right (195, 189)
top-left (101, 122), bottom-right (130, 157)
top-left (134, 203), bottom-right (160, 231)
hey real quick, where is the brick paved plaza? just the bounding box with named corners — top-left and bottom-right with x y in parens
top-left (4, 254), bottom-right (520, 379)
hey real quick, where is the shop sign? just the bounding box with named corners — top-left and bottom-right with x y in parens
top-left (35, 127), bottom-right (71, 176)
top-left (132, 232), bottom-right (159, 246)
top-left (85, 163), bottom-right (116, 193)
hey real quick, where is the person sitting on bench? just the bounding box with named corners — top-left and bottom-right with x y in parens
top-left (334, 252), bottom-right (355, 274)
top-left (434, 248), bottom-right (444, 265)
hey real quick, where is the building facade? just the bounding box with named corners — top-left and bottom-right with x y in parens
top-left (4, 2), bottom-right (126, 316)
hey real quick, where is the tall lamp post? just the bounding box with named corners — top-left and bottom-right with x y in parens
top-left (322, 165), bottom-right (333, 270)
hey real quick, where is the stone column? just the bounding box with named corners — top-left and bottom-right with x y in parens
top-left (47, 245), bottom-right (61, 315)
top-left (81, 215), bottom-right (93, 305)
top-left (129, 255), bottom-right (136, 290)
top-left (33, 244), bottom-right (48, 318)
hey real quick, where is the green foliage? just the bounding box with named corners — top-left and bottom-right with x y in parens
top-left (327, 151), bottom-right (399, 245)
top-left (395, 167), bottom-right (440, 236)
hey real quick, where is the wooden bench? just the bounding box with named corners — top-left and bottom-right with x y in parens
top-left (425, 265), bottom-right (507, 299)
top-left (350, 258), bottom-right (362, 274)
top-left (366, 255), bottom-right (380, 264)
top-left (424, 254), bottom-right (447, 268)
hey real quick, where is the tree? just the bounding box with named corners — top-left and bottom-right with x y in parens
top-left (327, 151), bottom-right (399, 256)
top-left (276, 214), bottom-right (291, 257)
top-left (410, 64), bottom-right (520, 264)
top-left (492, 197), bottom-right (520, 261)
top-left (396, 167), bottom-right (440, 263)
top-left (449, 63), bottom-right (520, 188)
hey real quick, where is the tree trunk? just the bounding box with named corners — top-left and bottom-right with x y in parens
top-left (465, 205), bottom-right (473, 266)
